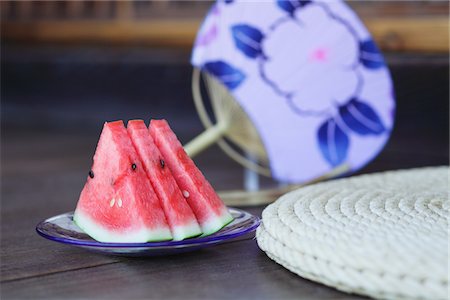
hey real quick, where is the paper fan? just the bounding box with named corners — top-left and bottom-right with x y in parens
top-left (187, 0), bottom-right (395, 183)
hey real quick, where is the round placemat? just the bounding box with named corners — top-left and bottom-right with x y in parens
top-left (256, 167), bottom-right (449, 300)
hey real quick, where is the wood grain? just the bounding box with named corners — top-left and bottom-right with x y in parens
top-left (1, 132), bottom-right (120, 282)
top-left (365, 17), bottom-right (449, 52)
top-left (1, 59), bottom-right (447, 299)
top-left (1, 20), bottom-right (200, 48)
top-left (2, 238), bottom-right (367, 300)
top-left (2, 124), bottom-right (446, 298)
top-left (0, 129), bottom-right (365, 300)
top-left (2, 17), bottom-right (449, 52)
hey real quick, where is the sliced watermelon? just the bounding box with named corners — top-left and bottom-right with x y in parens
top-left (127, 120), bottom-right (202, 240)
top-left (150, 119), bottom-right (233, 236)
top-left (74, 121), bottom-right (172, 243)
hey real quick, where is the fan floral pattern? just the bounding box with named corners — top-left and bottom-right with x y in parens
top-left (192, 0), bottom-right (395, 181)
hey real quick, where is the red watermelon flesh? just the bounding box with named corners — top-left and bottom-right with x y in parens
top-left (150, 119), bottom-right (233, 236)
top-left (127, 120), bottom-right (201, 240)
top-left (74, 121), bottom-right (172, 243)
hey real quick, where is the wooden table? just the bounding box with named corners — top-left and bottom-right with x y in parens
top-left (2, 123), bottom-right (447, 300)
top-left (1, 128), bottom-right (367, 300)
top-left (1, 53), bottom-right (448, 299)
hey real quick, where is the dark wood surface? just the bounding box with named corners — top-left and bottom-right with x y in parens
top-left (1, 52), bottom-right (448, 299)
top-left (2, 127), bottom-right (448, 300)
top-left (1, 128), bottom-right (373, 300)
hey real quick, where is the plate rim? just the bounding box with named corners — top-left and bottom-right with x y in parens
top-left (36, 207), bottom-right (260, 248)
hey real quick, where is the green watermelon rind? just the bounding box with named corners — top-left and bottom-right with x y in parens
top-left (149, 120), bottom-right (234, 239)
top-left (199, 209), bottom-right (234, 237)
top-left (126, 120), bottom-right (203, 241)
top-left (73, 210), bottom-right (173, 243)
top-left (170, 220), bottom-right (203, 241)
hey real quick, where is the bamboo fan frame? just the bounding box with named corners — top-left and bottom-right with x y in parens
top-left (185, 68), bottom-right (351, 187)
top-left (186, 68), bottom-right (272, 177)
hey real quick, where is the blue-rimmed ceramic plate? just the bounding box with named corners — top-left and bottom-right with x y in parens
top-left (36, 208), bottom-right (260, 256)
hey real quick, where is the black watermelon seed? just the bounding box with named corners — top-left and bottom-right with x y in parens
top-left (160, 159), bottom-right (165, 168)
top-left (88, 170), bottom-right (94, 178)
top-left (131, 163), bottom-right (137, 171)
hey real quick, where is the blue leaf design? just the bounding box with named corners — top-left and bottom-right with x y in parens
top-left (360, 39), bottom-right (385, 69)
top-left (339, 99), bottom-right (386, 135)
top-left (203, 61), bottom-right (246, 90)
top-left (317, 118), bottom-right (349, 167)
top-left (231, 24), bottom-right (264, 59)
top-left (223, 0), bottom-right (234, 3)
top-left (277, 0), bottom-right (311, 14)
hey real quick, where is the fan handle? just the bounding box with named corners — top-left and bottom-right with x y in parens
top-left (184, 120), bottom-right (228, 157)
top-left (185, 67), bottom-right (351, 182)
top-left (185, 68), bottom-right (272, 177)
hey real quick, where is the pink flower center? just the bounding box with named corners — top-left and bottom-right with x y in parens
top-left (311, 47), bottom-right (328, 62)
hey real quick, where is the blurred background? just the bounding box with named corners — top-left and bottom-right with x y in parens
top-left (1, 0), bottom-right (449, 192)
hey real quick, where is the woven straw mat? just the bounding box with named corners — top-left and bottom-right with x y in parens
top-left (256, 167), bottom-right (449, 300)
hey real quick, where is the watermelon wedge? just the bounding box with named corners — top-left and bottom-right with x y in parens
top-left (74, 121), bottom-right (172, 243)
top-left (127, 120), bottom-right (202, 241)
top-left (150, 119), bottom-right (234, 236)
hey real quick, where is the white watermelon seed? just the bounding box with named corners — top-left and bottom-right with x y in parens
top-left (182, 190), bottom-right (190, 198)
top-left (109, 198), bottom-right (115, 207)
top-left (118, 198), bottom-right (123, 207)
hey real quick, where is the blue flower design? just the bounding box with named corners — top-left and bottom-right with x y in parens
top-left (198, 1), bottom-right (390, 169)
top-left (260, 4), bottom-right (359, 114)
top-left (339, 99), bottom-right (385, 135)
top-left (203, 61), bottom-right (246, 90)
top-left (277, 0), bottom-right (311, 15)
top-left (231, 24), bottom-right (265, 59)
top-left (317, 118), bottom-right (349, 167)
top-left (360, 39), bottom-right (385, 69)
